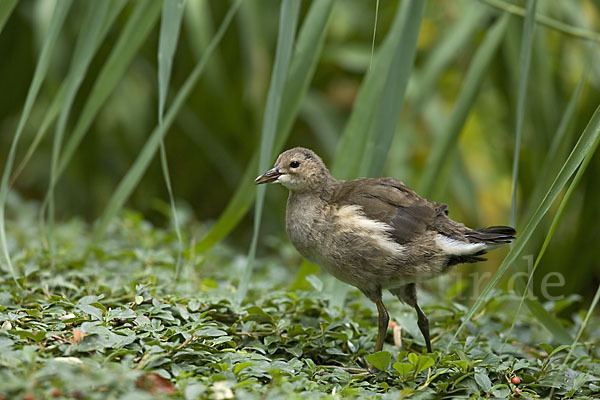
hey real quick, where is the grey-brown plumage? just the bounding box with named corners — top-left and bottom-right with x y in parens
top-left (255, 147), bottom-right (515, 359)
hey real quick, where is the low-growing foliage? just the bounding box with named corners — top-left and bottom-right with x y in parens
top-left (1, 206), bottom-right (598, 399)
top-left (1, 1), bottom-right (600, 398)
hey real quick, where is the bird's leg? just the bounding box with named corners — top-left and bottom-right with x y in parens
top-left (392, 283), bottom-right (432, 353)
top-left (374, 299), bottom-right (389, 353)
top-left (365, 297), bottom-right (390, 373)
top-left (414, 302), bottom-right (432, 353)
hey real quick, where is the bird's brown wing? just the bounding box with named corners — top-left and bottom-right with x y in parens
top-left (331, 178), bottom-right (450, 244)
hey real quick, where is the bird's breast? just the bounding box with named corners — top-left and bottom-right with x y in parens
top-left (285, 194), bottom-right (409, 288)
top-left (285, 195), bottom-right (328, 264)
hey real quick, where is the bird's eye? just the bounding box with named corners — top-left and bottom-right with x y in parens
top-left (289, 161), bottom-right (300, 168)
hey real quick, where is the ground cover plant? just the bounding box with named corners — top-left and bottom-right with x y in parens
top-left (1, 0), bottom-right (600, 398)
top-left (1, 203), bottom-right (599, 399)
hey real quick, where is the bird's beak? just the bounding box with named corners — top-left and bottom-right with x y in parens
top-left (254, 166), bottom-right (281, 184)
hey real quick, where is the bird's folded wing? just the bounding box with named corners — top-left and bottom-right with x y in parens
top-left (332, 178), bottom-right (447, 244)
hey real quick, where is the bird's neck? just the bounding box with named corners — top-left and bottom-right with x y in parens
top-left (289, 174), bottom-right (339, 200)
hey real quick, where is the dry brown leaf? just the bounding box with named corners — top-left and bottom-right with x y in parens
top-left (72, 328), bottom-right (86, 343)
top-left (136, 373), bottom-right (176, 394)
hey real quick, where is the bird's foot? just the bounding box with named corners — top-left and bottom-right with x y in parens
top-left (363, 357), bottom-right (384, 374)
top-left (367, 363), bottom-right (381, 374)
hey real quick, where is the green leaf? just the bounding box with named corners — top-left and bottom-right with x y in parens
top-left (366, 351), bottom-right (391, 371)
top-left (392, 362), bottom-right (413, 377)
top-left (548, 344), bottom-right (570, 359)
top-left (451, 360), bottom-right (469, 373)
top-left (305, 274), bottom-right (323, 292)
top-left (238, 0), bottom-right (301, 304)
top-left (78, 304), bottom-right (104, 321)
top-left (475, 371), bottom-right (492, 393)
top-left (234, 362), bottom-right (254, 374)
top-left (415, 355), bottom-right (435, 373)
top-left (244, 306), bottom-right (274, 323)
top-left (408, 352), bottom-right (418, 366)
top-left (12, 330), bottom-right (47, 343)
top-left (291, 261), bottom-right (320, 291)
top-left (195, 328), bottom-right (227, 337)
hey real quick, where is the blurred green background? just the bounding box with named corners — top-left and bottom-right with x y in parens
top-left (1, 0), bottom-right (599, 304)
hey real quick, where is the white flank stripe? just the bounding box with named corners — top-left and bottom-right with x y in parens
top-left (335, 205), bottom-right (405, 255)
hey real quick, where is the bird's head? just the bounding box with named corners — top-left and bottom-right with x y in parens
top-left (254, 147), bottom-right (332, 192)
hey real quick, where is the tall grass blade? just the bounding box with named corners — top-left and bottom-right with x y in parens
top-left (9, 0), bottom-right (128, 185)
top-left (0, 0), bottom-right (72, 281)
top-left (506, 104), bottom-right (593, 345)
top-left (448, 104), bottom-right (600, 349)
top-left (300, 92), bottom-right (340, 156)
top-left (548, 283), bottom-right (600, 398)
top-left (276, 0), bottom-right (333, 152)
top-left (46, 1), bottom-right (110, 257)
top-left (522, 294), bottom-right (573, 344)
top-left (523, 77), bottom-right (584, 225)
top-left (157, 0), bottom-right (185, 281)
top-left (237, 0), bottom-right (301, 304)
top-left (410, 5), bottom-right (487, 110)
top-left (369, 0), bottom-right (379, 72)
top-left (558, 1), bottom-right (600, 89)
top-left (176, 106), bottom-right (242, 189)
top-left (331, 3), bottom-right (406, 180)
top-left (563, 284), bottom-right (600, 365)
top-left (359, 0), bottom-right (424, 177)
top-left (418, 14), bottom-right (509, 197)
top-left (56, 1), bottom-right (162, 182)
top-left (184, 0), bottom-right (227, 95)
top-left (507, 76), bottom-right (587, 347)
top-left (505, 79), bottom-right (588, 346)
top-left (194, 0), bottom-right (334, 254)
top-left (90, 0), bottom-right (242, 248)
top-left (479, 0), bottom-right (600, 43)
top-left (158, 0), bottom-right (185, 122)
top-left (195, 159), bottom-right (258, 254)
top-left (510, 0), bottom-right (537, 227)
top-left (0, 0), bottom-right (17, 36)
top-left (11, 84), bottom-right (65, 185)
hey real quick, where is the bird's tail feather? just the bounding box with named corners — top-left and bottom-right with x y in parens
top-left (447, 250), bottom-right (487, 266)
top-left (465, 225), bottom-right (516, 244)
top-left (446, 226), bottom-right (515, 267)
